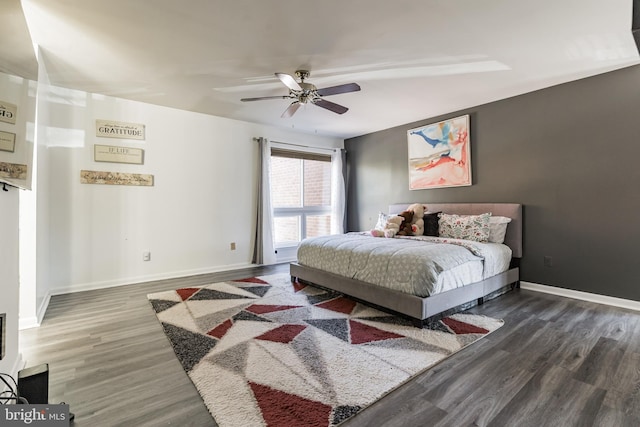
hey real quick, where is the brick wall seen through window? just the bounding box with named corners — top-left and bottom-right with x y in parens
top-left (270, 154), bottom-right (332, 246)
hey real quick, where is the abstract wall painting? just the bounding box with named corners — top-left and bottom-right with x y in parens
top-left (407, 115), bottom-right (471, 190)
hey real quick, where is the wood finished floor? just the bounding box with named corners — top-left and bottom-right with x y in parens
top-left (19, 264), bottom-right (640, 427)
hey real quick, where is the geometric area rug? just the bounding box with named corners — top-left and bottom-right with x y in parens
top-left (147, 273), bottom-right (503, 427)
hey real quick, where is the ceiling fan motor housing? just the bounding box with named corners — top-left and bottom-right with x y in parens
top-left (296, 82), bottom-right (318, 104)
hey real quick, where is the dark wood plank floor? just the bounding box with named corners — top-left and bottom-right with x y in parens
top-left (20, 265), bottom-right (640, 426)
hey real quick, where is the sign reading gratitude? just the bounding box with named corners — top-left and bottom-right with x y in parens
top-left (94, 144), bottom-right (144, 164)
top-left (0, 100), bottom-right (17, 124)
top-left (96, 119), bottom-right (145, 140)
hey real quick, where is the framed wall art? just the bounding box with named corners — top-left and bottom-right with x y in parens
top-left (96, 119), bottom-right (145, 140)
top-left (80, 170), bottom-right (154, 186)
top-left (0, 161), bottom-right (27, 180)
top-left (94, 144), bottom-right (144, 164)
top-left (0, 100), bottom-right (17, 125)
top-left (407, 114), bottom-right (471, 190)
top-left (0, 131), bottom-right (16, 153)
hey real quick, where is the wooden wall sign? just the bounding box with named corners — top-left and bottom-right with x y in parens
top-left (0, 131), bottom-right (16, 152)
top-left (94, 144), bottom-right (144, 164)
top-left (80, 170), bottom-right (154, 186)
top-left (0, 161), bottom-right (27, 179)
top-left (96, 119), bottom-right (145, 140)
top-left (0, 101), bottom-right (17, 125)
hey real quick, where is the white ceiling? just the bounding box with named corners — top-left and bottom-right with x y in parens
top-left (3, 0), bottom-right (639, 138)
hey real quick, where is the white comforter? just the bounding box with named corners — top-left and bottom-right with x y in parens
top-left (296, 233), bottom-right (512, 297)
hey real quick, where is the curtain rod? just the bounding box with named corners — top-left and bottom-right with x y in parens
top-left (253, 137), bottom-right (340, 153)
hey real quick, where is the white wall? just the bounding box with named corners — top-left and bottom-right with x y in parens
top-left (40, 87), bottom-right (342, 295)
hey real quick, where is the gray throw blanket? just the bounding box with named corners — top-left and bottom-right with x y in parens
top-left (297, 233), bottom-right (485, 297)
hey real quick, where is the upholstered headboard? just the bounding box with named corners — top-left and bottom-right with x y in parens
top-left (389, 203), bottom-right (523, 258)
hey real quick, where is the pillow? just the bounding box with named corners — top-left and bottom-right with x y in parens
top-left (488, 216), bottom-right (512, 244)
top-left (438, 212), bottom-right (492, 242)
top-left (373, 212), bottom-right (389, 231)
top-left (423, 211), bottom-right (441, 236)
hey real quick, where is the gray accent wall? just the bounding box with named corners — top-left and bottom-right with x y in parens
top-left (345, 64), bottom-right (640, 302)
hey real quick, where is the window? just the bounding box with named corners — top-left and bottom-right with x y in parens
top-left (270, 148), bottom-right (332, 259)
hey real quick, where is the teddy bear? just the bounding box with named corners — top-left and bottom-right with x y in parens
top-left (395, 210), bottom-right (414, 236)
top-left (371, 214), bottom-right (404, 238)
top-left (406, 203), bottom-right (427, 235)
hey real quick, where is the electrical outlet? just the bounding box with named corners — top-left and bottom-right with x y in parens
top-left (544, 256), bottom-right (553, 267)
top-left (230, 242), bottom-right (236, 251)
top-left (143, 251), bottom-right (151, 261)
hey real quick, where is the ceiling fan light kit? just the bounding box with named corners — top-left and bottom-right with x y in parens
top-left (241, 70), bottom-right (360, 118)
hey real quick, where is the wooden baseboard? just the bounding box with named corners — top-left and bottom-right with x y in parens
top-left (18, 316), bottom-right (39, 330)
top-left (19, 292), bottom-right (51, 330)
top-left (520, 281), bottom-right (640, 312)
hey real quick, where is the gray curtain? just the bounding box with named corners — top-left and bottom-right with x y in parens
top-left (330, 148), bottom-right (346, 234)
top-left (252, 137), bottom-right (277, 265)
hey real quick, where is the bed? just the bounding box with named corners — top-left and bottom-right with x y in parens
top-left (290, 203), bottom-right (522, 327)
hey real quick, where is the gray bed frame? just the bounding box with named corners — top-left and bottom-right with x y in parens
top-left (290, 203), bottom-right (523, 327)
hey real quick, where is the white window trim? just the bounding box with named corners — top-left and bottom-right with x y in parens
top-left (270, 143), bottom-right (336, 263)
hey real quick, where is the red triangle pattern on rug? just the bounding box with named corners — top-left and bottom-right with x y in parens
top-left (249, 382), bottom-right (332, 427)
top-left (441, 317), bottom-right (490, 334)
top-left (246, 304), bottom-right (302, 315)
top-left (234, 277), bottom-right (269, 284)
top-left (316, 297), bottom-right (357, 314)
top-left (207, 319), bottom-right (233, 339)
top-left (176, 287), bottom-right (200, 301)
top-left (255, 324), bottom-right (307, 344)
top-left (349, 320), bottom-right (405, 344)
top-left (293, 280), bottom-right (307, 293)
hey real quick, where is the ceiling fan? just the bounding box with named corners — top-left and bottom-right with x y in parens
top-left (240, 70), bottom-right (361, 118)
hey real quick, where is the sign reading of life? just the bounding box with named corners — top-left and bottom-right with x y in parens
top-left (94, 144), bottom-right (144, 165)
top-left (0, 130), bottom-right (16, 152)
top-left (96, 119), bottom-right (145, 140)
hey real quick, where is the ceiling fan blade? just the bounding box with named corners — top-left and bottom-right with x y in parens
top-left (314, 99), bottom-right (348, 114)
top-left (241, 95), bottom-right (289, 102)
top-left (281, 102), bottom-right (301, 118)
top-left (316, 83), bottom-right (361, 97)
top-left (275, 73), bottom-right (302, 91)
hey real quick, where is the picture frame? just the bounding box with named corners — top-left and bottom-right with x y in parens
top-left (94, 144), bottom-right (144, 165)
top-left (0, 131), bottom-right (16, 153)
top-left (95, 119), bottom-right (145, 140)
top-left (0, 161), bottom-right (27, 180)
top-left (80, 170), bottom-right (154, 186)
top-left (0, 101), bottom-right (17, 125)
top-left (407, 114), bottom-right (471, 190)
